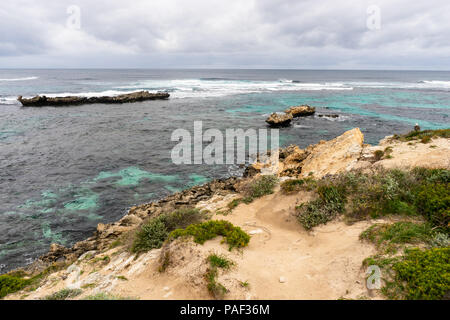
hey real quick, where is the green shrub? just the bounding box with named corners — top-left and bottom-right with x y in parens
top-left (415, 183), bottom-right (450, 230)
top-left (243, 175), bottom-right (278, 202)
top-left (43, 288), bottom-right (82, 300)
top-left (0, 275), bottom-right (31, 298)
top-left (163, 208), bottom-right (207, 230)
top-left (131, 208), bottom-right (206, 254)
top-left (373, 150), bottom-right (384, 161)
top-left (393, 248), bottom-right (450, 300)
top-left (132, 217), bottom-right (168, 253)
top-left (169, 220), bottom-right (250, 250)
top-left (296, 185), bottom-right (346, 230)
top-left (280, 179), bottom-right (305, 193)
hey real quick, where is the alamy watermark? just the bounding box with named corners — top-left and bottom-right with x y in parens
top-left (366, 5), bottom-right (381, 31)
top-left (66, 5), bottom-right (81, 30)
top-left (366, 265), bottom-right (382, 289)
top-left (170, 121), bottom-right (279, 170)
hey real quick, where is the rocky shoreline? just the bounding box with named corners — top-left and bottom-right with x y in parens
top-left (5, 128), bottom-right (450, 282)
top-left (25, 176), bottom-right (244, 273)
top-left (2, 128), bottom-right (449, 300)
top-left (17, 91), bottom-right (170, 107)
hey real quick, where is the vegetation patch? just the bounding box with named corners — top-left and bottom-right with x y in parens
top-left (360, 222), bottom-right (432, 249)
top-left (366, 248), bottom-right (450, 300)
top-left (241, 175), bottom-right (278, 203)
top-left (391, 129), bottom-right (450, 143)
top-left (205, 254), bottom-right (234, 299)
top-left (131, 207), bottom-right (206, 254)
top-left (295, 167), bottom-right (449, 231)
top-left (392, 248), bottom-right (450, 299)
top-left (208, 253), bottom-right (234, 269)
top-left (83, 292), bottom-right (134, 300)
top-left (296, 185), bottom-right (346, 230)
top-left (0, 275), bottom-right (31, 299)
top-left (373, 147), bottom-right (394, 162)
top-left (42, 288), bottom-right (82, 300)
top-left (169, 220), bottom-right (250, 250)
top-left (280, 179), bottom-right (306, 193)
top-left (0, 262), bottom-right (66, 298)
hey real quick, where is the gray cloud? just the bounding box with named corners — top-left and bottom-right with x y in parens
top-left (0, 0), bottom-right (449, 69)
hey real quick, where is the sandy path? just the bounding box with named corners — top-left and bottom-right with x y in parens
top-left (208, 190), bottom-right (379, 300)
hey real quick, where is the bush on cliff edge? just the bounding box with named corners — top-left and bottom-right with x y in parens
top-left (131, 208), bottom-right (206, 254)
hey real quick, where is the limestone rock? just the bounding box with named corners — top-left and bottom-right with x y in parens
top-left (300, 128), bottom-right (364, 178)
top-left (285, 105), bottom-right (316, 117)
top-left (266, 112), bottom-right (293, 127)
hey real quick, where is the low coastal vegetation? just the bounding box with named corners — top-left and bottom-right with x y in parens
top-left (83, 292), bottom-right (134, 300)
top-left (132, 206), bottom-right (250, 253)
top-left (360, 220), bottom-right (449, 300)
top-left (42, 288), bottom-right (82, 300)
top-left (0, 275), bottom-right (31, 299)
top-left (363, 248), bottom-right (449, 300)
top-left (241, 175), bottom-right (278, 204)
top-left (280, 178), bottom-right (316, 194)
top-left (0, 263), bottom-right (65, 298)
top-left (169, 220), bottom-right (250, 251)
top-left (391, 129), bottom-right (450, 144)
top-left (373, 146), bottom-right (393, 162)
top-left (360, 221), bottom-right (432, 251)
top-left (295, 167), bottom-right (449, 231)
top-left (205, 253), bottom-right (234, 299)
top-left (131, 208), bottom-right (207, 254)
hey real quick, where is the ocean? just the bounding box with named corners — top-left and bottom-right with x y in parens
top-left (0, 69), bottom-right (449, 272)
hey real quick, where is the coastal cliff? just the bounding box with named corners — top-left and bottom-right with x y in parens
top-left (2, 128), bottom-right (449, 300)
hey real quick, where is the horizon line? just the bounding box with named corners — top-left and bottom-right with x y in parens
top-left (1, 67), bottom-right (450, 72)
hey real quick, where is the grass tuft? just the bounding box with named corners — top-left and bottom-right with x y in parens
top-left (205, 254), bottom-right (234, 299)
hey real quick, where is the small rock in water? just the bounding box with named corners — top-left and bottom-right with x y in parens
top-left (265, 112), bottom-right (293, 127)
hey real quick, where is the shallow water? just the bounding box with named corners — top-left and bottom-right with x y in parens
top-left (0, 69), bottom-right (449, 272)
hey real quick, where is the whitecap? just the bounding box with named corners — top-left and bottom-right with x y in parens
top-left (0, 76), bottom-right (38, 82)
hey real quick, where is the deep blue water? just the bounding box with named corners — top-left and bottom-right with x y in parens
top-left (0, 69), bottom-right (449, 272)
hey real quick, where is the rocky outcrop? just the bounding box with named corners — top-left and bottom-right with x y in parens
top-left (285, 105), bottom-right (316, 117)
top-left (299, 128), bottom-right (364, 178)
top-left (18, 91), bottom-right (170, 107)
top-left (266, 112), bottom-right (293, 127)
top-left (244, 128), bottom-right (364, 178)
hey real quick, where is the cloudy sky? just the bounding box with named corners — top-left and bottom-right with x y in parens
top-left (0, 0), bottom-right (449, 69)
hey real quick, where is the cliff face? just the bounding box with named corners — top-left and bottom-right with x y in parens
top-left (4, 128), bottom-right (449, 300)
